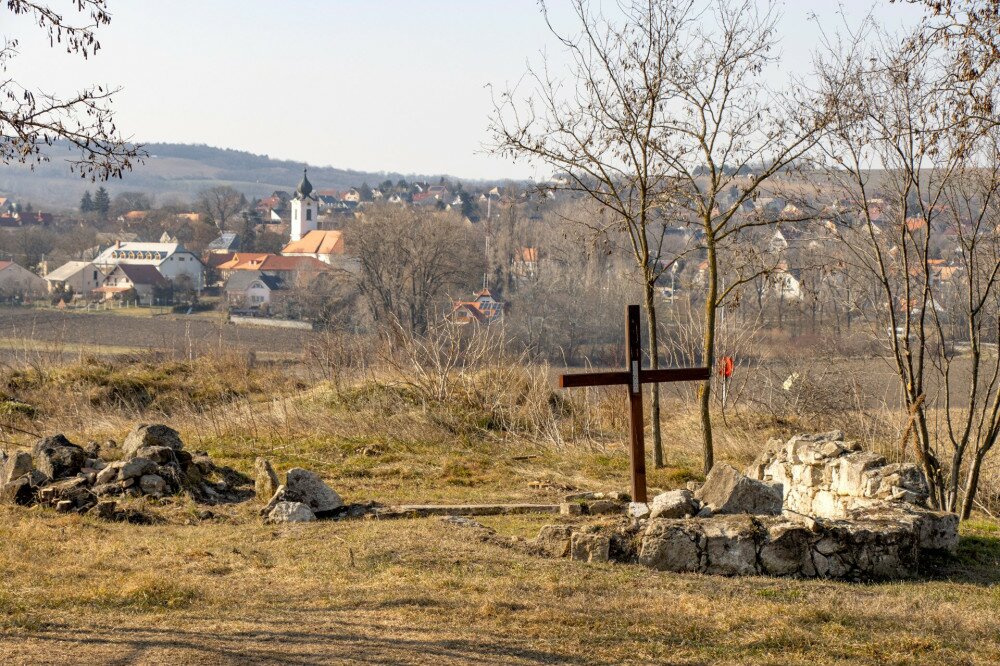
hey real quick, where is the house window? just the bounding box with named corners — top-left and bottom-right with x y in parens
top-left (306, 208), bottom-right (312, 222)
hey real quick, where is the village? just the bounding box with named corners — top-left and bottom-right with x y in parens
top-left (0, 167), bottom-right (974, 352)
top-left (1, 1), bottom-right (1000, 664)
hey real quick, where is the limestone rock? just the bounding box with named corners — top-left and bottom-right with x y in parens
top-left (254, 457), bottom-right (280, 502)
top-left (586, 499), bottom-right (619, 515)
top-left (560, 502), bottom-right (584, 516)
top-left (759, 522), bottom-right (813, 576)
top-left (32, 435), bottom-right (87, 480)
top-left (649, 489), bottom-right (698, 519)
top-left (259, 485), bottom-right (287, 516)
top-left (267, 501), bottom-right (317, 523)
top-left (696, 463), bottom-right (782, 515)
top-left (35, 476), bottom-right (95, 512)
top-left (702, 515), bottom-right (760, 576)
top-left (0, 451), bottom-right (32, 485)
top-left (535, 525), bottom-right (574, 557)
top-left (569, 532), bottom-right (610, 563)
top-left (95, 462), bottom-right (122, 485)
top-left (638, 519), bottom-right (703, 572)
top-left (122, 424), bottom-right (183, 459)
top-left (284, 468), bottom-right (343, 515)
top-left (627, 502), bottom-right (650, 519)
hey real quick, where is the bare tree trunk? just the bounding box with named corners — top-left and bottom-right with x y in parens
top-left (700, 231), bottom-right (718, 474)
top-left (961, 449), bottom-right (987, 520)
top-left (643, 280), bottom-right (664, 467)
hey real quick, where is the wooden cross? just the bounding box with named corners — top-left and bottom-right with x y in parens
top-left (559, 305), bottom-right (710, 504)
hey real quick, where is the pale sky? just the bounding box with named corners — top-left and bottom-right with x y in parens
top-left (6, 1), bottom-right (923, 181)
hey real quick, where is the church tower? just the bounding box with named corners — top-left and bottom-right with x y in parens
top-left (290, 168), bottom-right (318, 242)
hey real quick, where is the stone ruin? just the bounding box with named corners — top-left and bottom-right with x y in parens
top-left (446, 432), bottom-right (960, 580)
top-left (0, 424), bottom-right (253, 521)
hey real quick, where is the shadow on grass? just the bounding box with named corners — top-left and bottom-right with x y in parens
top-left (920, 521), bottom-right (1000, 585)
top-left (10, 614), bottom-right (584, 666)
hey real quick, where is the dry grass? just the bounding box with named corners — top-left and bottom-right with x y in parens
top-left (0, 506), bottom-right (997, 665)
top-left (0, 354), bottom-right (999, 664)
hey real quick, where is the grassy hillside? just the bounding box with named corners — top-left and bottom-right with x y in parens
top-left (0, 352), bottom-right (997, 663)
top-left (0, 142), bottom-right (462, 210)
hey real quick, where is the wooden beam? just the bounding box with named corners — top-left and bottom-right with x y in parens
top-left (558, 371), bottom-right (629, 388)
top-left (558, 367), bottom-right (711, 388)
top-left (640, 367), bottom-right (711, 383)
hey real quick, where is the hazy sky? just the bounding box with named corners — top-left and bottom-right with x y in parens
top-left (7, 1), bottom-right (923, 181)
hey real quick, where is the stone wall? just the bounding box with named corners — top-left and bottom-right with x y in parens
top-left (500, 431), bottom-right (961, 580)
top-left (746, 431), bottom-right (930, 518)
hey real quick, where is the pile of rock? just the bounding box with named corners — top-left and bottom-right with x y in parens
top-left (0, 424), bottom-right (252, 519)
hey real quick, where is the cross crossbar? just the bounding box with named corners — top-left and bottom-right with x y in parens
top-left (558, 304), bottom-right (710, 504)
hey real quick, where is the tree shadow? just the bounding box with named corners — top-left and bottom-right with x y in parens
top-left (919, 528), bottom-right (1000, 586)
top-left (11, 613), bottom-right (584, 665)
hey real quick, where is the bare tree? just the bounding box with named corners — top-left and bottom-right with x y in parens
top-left (349, 204), bottom-right (484, 336)
top-left (1, 1), bottom-right (141, 179)
top-left (197, 186), bottom-right (246, 231)
top-left (816, 18), bottom-right (1000, 515)
top-left (490, 0), bottom-right (692, 468)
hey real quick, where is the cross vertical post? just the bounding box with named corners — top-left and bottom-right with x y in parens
top-left (558, 305), bottom-right (709, 507)
top-left (625, 304), bottom-right (647, 503)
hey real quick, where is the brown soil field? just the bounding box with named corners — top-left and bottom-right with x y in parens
top-left (0, 306), bottom-right (312, 357)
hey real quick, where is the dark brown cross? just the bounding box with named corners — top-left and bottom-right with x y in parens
top-left (559, 304), bottom-right (710, 504)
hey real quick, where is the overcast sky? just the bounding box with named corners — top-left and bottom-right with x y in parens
top-left (7, 1), bottom-right (923, 181)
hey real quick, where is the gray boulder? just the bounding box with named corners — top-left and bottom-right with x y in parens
top-left (0, 475), bottom-right (36, 505)
top-left (0, 451), bottom-right (32, 485)
top-left (649, 489), bottom-right (699, 519)
top-left (119, 457), bottom-right (158, 481)
top-left (267, 501), bottom-right (317, 523)
top-left (695, 463), bottom-right (782, 515)
top-left (122, 424), bottom-right (183, 459)
top-left (284, 468), bottom-right (343, 515)
top-left (139, 474), bottom-right (167, 498)
top-left (132, 446), bottom-right (177, 465)
top-left (32, 435), bottom-right (87, 480)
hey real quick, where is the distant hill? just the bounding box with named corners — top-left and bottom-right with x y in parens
top-left (0, 143), bottom-right (461, 211)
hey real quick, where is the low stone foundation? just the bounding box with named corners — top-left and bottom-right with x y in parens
top-left (458, 432), bottom-right (961, 581)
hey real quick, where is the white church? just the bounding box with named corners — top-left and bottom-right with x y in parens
top-left (281, 169), bottom-right (346, 264)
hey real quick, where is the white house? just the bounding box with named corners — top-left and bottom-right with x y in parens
top-left (0, 261), bottom-right (46, 297)
top-left (95, 264), bottom-right (169, 305)
top-left (289, 169), bottom-right (319, 242)
top-left (224, 270), bottom-right (285, 310)
top-left (43, 261), bottom-right (104, 296)
top-left (93, 240), bottom-right (204, 290)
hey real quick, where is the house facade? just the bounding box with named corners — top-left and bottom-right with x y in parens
top-left (93, 241), bottom-right (205, 290)
top-left (43, 261), bottom-right (104, 296)
top-left (224, 271), bottom-right (285, 310)
top-left (0, 261), bottom-right (46, 297)
top-left (95, 264), bottom-right (169, 304)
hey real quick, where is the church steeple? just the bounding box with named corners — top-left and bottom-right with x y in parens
top-left (295, 168), bottom-right (314, 199)
top-left (290, 168), bottom-right (318, 242)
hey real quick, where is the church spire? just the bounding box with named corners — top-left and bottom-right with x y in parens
top-left (295, 168), bottom-right (313, 199)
